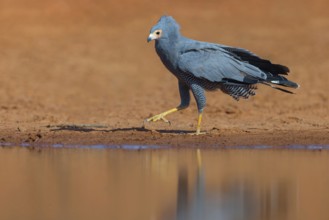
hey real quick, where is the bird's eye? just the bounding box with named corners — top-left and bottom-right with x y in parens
top-left (156, 31), bottom-right (160, 35)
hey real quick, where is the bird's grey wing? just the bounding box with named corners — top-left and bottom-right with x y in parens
top-left (177, 45), bottom-right (267, 84)
top-left (221, 46), bottom-right (290, 75)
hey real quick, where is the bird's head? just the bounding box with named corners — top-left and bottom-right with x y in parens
top-left (147, 15), bottom-right (180, 43)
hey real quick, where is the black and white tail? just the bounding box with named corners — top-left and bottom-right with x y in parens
top-left (262, 75), bottom-right (300, 94)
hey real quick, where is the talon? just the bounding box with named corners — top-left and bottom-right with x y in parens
top-left (144, 108), bottom-right (179, 127)
top-left (146, 114), bottom-right (171, 124)
top-left (161, 117), bottom-right (171, 124)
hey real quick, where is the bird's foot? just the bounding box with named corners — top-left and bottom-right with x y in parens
top-left (189, 130), bottom-right (206, 135)
top-left (145, 113), bottom-right (171, 124)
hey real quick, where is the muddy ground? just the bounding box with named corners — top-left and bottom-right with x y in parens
top-left (0, 0), bottom-right (328, 147)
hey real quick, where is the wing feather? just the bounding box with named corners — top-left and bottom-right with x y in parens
top-left (177, 43), bottom-right (267, 84)
top-left (221, 46), bottom-right (290, 75)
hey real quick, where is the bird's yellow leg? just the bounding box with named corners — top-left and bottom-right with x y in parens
top-left (193, 112), bottom-right (206, 135)
top-left (146, 107), bottom-right (181, 124)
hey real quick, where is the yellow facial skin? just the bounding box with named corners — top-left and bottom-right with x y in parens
top-left (147, 29), bottom-right (162, 42)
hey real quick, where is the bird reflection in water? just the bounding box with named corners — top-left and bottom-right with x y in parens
top-left (172, 150), bottom-right (294, 220)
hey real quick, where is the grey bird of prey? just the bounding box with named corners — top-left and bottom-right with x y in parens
top-left (146, 15), bottom-right (299, 135)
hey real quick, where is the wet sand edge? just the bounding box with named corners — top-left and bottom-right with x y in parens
top-left (0, 128), bottom-right (328, 148)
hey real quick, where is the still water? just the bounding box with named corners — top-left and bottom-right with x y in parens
top-left (0, 147), bottom-right (328, 220)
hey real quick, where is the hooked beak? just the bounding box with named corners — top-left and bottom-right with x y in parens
top-left (147, 33), bottom-right (156, 43)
